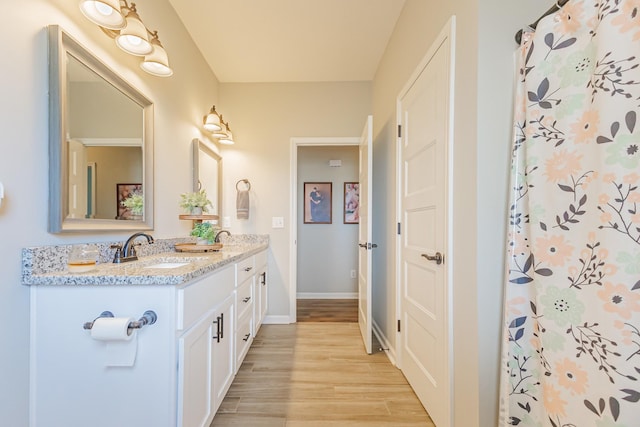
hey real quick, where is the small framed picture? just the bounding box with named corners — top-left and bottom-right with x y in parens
top-left (304, 182), bottom-right (332, 224)
top-left (344, 182), bottom-right (359, 224)
top-left (116, 183), bottom-right (142, 220)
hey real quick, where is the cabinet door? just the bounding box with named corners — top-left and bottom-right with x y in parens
top-left (212, 295), bottom-right (235, 414)
top-left (178, 312), bottom-right (215, 427)
top-left (255, 267), bottom-right (267, 332)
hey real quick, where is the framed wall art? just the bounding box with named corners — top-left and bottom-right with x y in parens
top-left (303, 182), bottom-right (332, 224)
top-left (344, 182), bottom-right (359, 224)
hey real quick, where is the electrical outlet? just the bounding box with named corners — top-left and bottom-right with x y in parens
top-left (350, 269), bottom-right (356, 279)
top-left (222, 216), bottom-right (231, 228)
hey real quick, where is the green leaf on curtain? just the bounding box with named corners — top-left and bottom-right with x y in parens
top-left (632, 280), bottom-right (640, 291)
top-left (621, 389), bottom-right (640, 402)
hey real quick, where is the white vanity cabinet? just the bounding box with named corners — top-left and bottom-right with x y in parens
top-left (177, 266), bottom-right (235, 427)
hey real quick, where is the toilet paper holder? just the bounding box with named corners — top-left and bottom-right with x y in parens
top-left (83, 310), bottom-right (158, 333)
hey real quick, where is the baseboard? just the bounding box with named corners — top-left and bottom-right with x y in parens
top-left (262, 315), bottom-right (291, 324)
top-left (296, 292), bottom-right (358, 299)
top-left (372, 318), bottom-right (397, 366)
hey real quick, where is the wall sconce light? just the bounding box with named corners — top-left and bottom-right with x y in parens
top-left (218, 121), bottom-right (235, 145)
top-left (79, 0), bottom-right (173, 77)
top-left (203, 105), bottom-right (222, 132)
top-left (202, 107), bottom-right (235, 145)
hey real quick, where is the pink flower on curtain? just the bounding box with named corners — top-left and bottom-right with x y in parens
top-left (611, 0), bottom-right (640, 40)
top-left (597, 282), bottom-right (640, 319)
top-left (542, 383), bottom-right (567, 417)
top-left (535, 234), bottom-right (574, 266)
top-left (543, 149), bottom-right (583, 181)
top-left (556, 358), bottom-right (589, 395)
top-left (569, 109), bottom-right (600, 143)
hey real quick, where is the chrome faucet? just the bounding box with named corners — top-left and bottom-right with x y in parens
top-left (214, 230), bottom-right (231, 243)
top-left (111, 232), bottom-right (155, 263)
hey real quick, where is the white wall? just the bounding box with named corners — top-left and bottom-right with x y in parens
top-left (218, 82), bottom-right (371, 319)
top-left (297, 146), bottom-right (359, 297)
top-left (371, 1), bottom-right (555, 426)
top-left (0, 0), bottom-right (220, 424)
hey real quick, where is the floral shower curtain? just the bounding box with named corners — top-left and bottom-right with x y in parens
top-left (500, 1), bottom-right (640, 426)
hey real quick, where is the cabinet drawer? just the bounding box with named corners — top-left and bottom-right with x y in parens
top-left (255, 250), bottom-right (267, 270)
top-left (236, 277), bottom-right (253, 320)
top-left (236, 256), bottom-right (255, 285)
top-left (235, 311), bottom-right (253, 370)
top-left (177, 265), bottom-right (234, 331)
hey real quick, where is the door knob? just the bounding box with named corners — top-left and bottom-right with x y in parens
top-left (421, 252), bottom-right (444, 265)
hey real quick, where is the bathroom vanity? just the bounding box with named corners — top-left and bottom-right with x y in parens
top-left (24, 238), bottom-right (268, 427)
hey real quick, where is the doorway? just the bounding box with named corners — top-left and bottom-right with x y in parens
top-left (289, 137), bottom-right (359, 323)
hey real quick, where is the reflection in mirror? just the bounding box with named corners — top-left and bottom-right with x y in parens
top-left (48, 25), bottom-right (154, 232)
top-left (192, 138), bottom-right (222, 221)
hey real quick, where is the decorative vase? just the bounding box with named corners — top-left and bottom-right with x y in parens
top-left (190, 207), bottom-right (203, 215)
top-left (196, 237), bottom-right (209, 245)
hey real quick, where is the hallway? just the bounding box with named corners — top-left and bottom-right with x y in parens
top-left (211, 322), bottom-right (433, 426)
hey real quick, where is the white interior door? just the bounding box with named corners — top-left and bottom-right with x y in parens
top-left (67, 139), bottom-right (87, 219)
top-left (397, 19), bottom-right (454, 427)
top-left (358, 115), bottom-right (373, 354)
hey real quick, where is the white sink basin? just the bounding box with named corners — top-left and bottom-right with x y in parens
top-left (143, 262), bottom-right (190, 269)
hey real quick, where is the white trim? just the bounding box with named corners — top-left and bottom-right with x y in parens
top-left (296, 292), bottom-right (358, 299)
top-left (289, 137), bottom-right (360, 323)
top-left (372, 318), bottom-right (397, 366)
top-left (74, 137), bottom-right (142, 147)
top-left (262, 315), bottom-right (291, 325)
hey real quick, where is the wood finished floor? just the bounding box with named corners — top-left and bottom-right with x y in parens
top-left (212, 313), bottom-right (434, 426)
top-left (296, 299), bottom-right (358, 323)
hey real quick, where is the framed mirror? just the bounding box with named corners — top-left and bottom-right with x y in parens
top-left (48, 25), bottom-right (154, 232)
top-left (192, 138), bottom-right (222, 220)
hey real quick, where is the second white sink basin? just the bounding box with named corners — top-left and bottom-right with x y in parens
top-left (143, 262), bottom-right (190, 269)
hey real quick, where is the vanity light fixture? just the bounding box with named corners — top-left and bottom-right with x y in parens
top-left (203, 105), bottom-right (222, 132)
top-left (218, 121), bottom-right (235, 145)
top-left (79, 0), bottom-right (173, 77)
top-left (140, 32), bottom-right (173, 77)
top-left (79, 0), bottom-right (125, 29)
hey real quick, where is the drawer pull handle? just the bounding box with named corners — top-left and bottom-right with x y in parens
top-left (244, 267), bottom-right (253, 272)
top-left (243, 297), bottom-right (251, 303)
top-left (212, 313), bottom-right (224, 342)
top-left (261, 272), bottom-right (266, 285)
top-left (243, 333), bottom-right (251, 342)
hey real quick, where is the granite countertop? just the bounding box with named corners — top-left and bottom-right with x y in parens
top-left (22, 235), bottom-right (268, 286)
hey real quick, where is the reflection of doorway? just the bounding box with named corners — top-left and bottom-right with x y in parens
top-left (290, 138), bottom-right (359, 322)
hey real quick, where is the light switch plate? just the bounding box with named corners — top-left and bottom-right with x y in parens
top-left (222, 216), bottom-right (231, 228)
top-left (272, 217), bottom-right (284, 228)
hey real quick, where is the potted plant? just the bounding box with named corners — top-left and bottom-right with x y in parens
top-left (190, 222), bottom-right (218, 245)
top-left (121, 192), bottom-right (144, 218)
top-left (179, 189), bottom-right (213, 215)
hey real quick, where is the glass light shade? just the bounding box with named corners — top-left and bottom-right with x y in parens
top-left (203, 107), bottom-right (222, 132)
top-left (79, 0), bottom-right (125, 29)
top-left (115, 10), bottom-right (152, 56)
top-left (141, 39), bottom-right (173, 77)
top-left (219, 127), bottom-right (234, 145)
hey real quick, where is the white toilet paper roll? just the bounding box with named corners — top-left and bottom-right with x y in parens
top-left (90, 317), bottom-right (138, 367)
top-left (91, 317), bottom-right (135, 341)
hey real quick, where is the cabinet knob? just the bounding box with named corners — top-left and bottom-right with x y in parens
top-left (242, 333), bottom-right (251, 342)
top-left (243, 297), bottom-right (251, 303)
top-left (244, 267), bottom-right (253, 272)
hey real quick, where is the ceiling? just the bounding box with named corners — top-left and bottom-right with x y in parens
top-left (167, 0), bottom-right (406, 83)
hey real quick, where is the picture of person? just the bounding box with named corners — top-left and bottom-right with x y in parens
top-left (304, 182), bottom-right (332, 223)
top-left (344, 182), bottom-right (359, 224)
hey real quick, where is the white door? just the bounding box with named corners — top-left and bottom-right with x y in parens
top-left (358, 115), bottom-right (373, 354)
top-left (397, 19), bottom-right (454, 427)
top-left (67, 139), bottom-right (87, 219)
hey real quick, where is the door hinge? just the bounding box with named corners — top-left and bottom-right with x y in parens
top-left (397, 222), bottom-right (401, 235)
top-left (397, 319), bottom-right (401, 332)
top-left (398, 124), bottom-right (402, 138)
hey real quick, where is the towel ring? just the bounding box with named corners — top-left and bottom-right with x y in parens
top-left (236, 179), bottom-right (251, 191)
